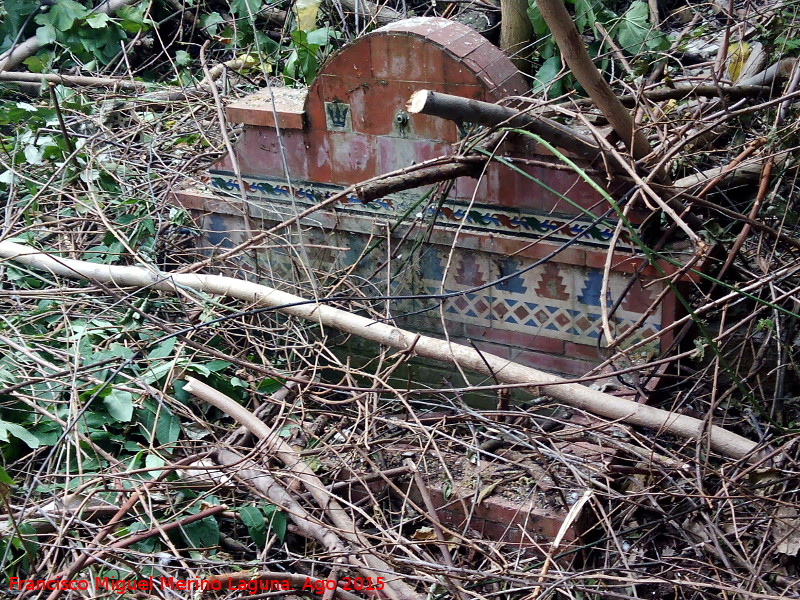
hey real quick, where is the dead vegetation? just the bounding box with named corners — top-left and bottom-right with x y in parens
top-left (1, 0), bottom-right (800, 598)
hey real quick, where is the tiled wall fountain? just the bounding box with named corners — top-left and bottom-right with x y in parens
top-left (173, 17), bottom-right (686, 379)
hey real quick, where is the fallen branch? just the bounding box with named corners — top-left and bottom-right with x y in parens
top-left (200, 571), bottom-right (365, 600)
top-left (213, 448), bottom-right (373, 600)
top-left (615, 84), bottom-right (773, 106)
top-left (674, 150), bottom-right (791, 191)
top-left (185, 378), bottom-right (422, 600)
top-left (355, 157), bottom-right (484, 202)
top-left (535, 0), bottom-right (656, 167)
top-left (0, 71), bottom-right (143, 89)
top-left (0, 241), bottom-right (762, 462)
top-left (341, 0), bottom-right (402, 27)
top-left (737, 57), bottom-right (799, 88)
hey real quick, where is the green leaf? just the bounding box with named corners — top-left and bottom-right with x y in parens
top-left (117, 4), bottom-right (150, 33)
top-left (23, 144), bottom-right (44, 165)
top-left (148, 336), bottom-right (176, 360)
top-left (155, 408), bottom-right (181, 445)
top-left (267, 509), bottom-right (287, 541)
top-left (181, 515), bottom-right (220, 549)
top-left (231, 0), bottom-right (262, 19)
top-left (175, 50), bottom-right (191, 66)
top-left (258, 378), bottom-right (284, 394)
top-left (85, 12), bottom-right (111, 28)
top-left (200, 12), bottom-right (225, 36)
top-left (527, 1), bottom-right (549, 36)
top-left (4, 0), bottom-right (40, 38)
top-left (254, 31), bottom-right (280, 54)
top-left (204, 359), bottom-right (232, 372)
top-left (531, 55), bottom-right (561, 95)
top-left (42, 0), bottom-right (89, 31)
top-left (173, 379), bottom-right (190, 403)
top-left (16, 521), bottom-right (38, 560)
top-left (239, 506), bottom-right (267, 548)
top-left (104, 389), bottom-right (134, 422)
top-left (306, 27), bottom-right (333, 46)
top-left (22, 55), bottom-right (47, 73)
top-left (574, 0), bottom-right (597, 31)
top-left (35, 22), bottom-right (57, 46)
top-left (0, 465), bottom-right (14, 487)
top-left (142, 359), bottom-right (178, 383)
top-left (613, 1), bottom-right (650, 54)
top-left (0, 420), bottom-right (40, 449)
top-left (138, 400), bottom-right (181, 445)
top-left (145, 453), bottom-right (165, 478)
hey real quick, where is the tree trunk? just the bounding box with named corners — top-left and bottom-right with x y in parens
top-left (500, 0), bottom-right (533, 74)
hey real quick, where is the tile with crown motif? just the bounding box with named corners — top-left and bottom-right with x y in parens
top-left (325, 101), bottom-right (352, 132)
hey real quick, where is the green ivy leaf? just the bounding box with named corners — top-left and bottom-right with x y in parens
top-left (613, 1), bottom-right (650, 54)
top-left (239, 506), bottom-right (267, 548)
top-left (104, 389), bottom-right (134, 422)
top-left (175, 50), bottom-right (191, 67)
top-left (526, 1), bottom-right (549, 36)
top-left (230, 0), bottom-right (262, 19)
top-left (145, 453), bottom-right (165, 478)
top-left (0, 465), bottom-right (14, 487)
top-left (306, 27), bottom-right (333, 46)
top-left (117, 4), bottom-right (150, 33)
top-left (200, 12), bottom-right (225, 36)
top-left (42, 0), bottom-right (89, 32)
top-left (22, 55), bottom-right (47, 73)
top-left (204, 359), bottom-right (232, 372)
top-left (181, 515), bottom-right (220, 549)
top-left (15, 521), bottom-right (38, 561)
top-left (35, 22), bottom-right (58, 46)
top-left (0, 420), bottom-right (40, 449)
top-left (148, 336), bottom-right (176, 360)
top-left (85, 13), bottom-right (111, 28)
top-left (574, 0), bottom-right (597, 31)
top-left (138, 400), bottom-right (182, 445)
top-left (531, 55), bottom-right (562, 95)
top-left (4, 0), bottom-right (40, 39)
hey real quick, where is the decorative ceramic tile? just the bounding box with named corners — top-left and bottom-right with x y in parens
top-left (325, 101), bottom-right (352, 131)
top-left (206, 172), bottom-right (623, 248)
top-left (247, 229), bottom-right (662, 357)
top-left (412, 246), bottom-right (663, 352)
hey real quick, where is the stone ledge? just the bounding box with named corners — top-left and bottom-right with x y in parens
top-left (226, 88), bottom-right (307, 129)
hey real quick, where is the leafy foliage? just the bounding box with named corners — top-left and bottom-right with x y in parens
top-left (0, 65), bottom-right (287, 581)
top-left (527, 0), bottom-right (670, 96)
top-left (284, 27), bottom-right (341, 84)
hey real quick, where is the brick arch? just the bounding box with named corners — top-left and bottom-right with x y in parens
top-left (305, 17), bottom-right (529, 145)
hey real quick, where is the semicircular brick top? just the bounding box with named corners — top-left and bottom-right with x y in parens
top-left (304, 17), bottom-right (529, 172)
top-left (368, 17), bottom-right (528, 99)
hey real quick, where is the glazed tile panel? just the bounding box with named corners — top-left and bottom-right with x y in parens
top-left (208, 173), bottom-right (624, 248)
top-left (202, 173), bottom-right (664, 362)
top-left (414, 247), bottom-right (662, 353)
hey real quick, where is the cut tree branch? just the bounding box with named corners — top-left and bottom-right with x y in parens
top-left (0, 71), bottom-right (143, 89)
top-left (0, 241), bottom-right (763, 462)
top-left (355, 157), bottom-right (484, 202)
top-left (185, 377), bottom-right (422, 600)
top-left (407, 89), bottom-right (605, 163)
